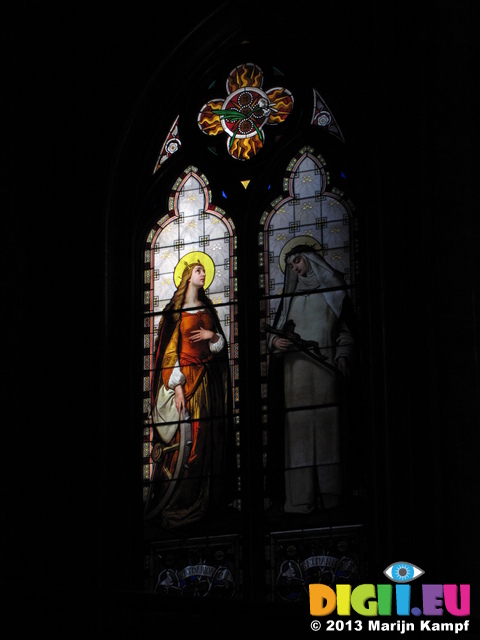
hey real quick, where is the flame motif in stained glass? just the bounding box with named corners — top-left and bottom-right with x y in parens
top-left (198, 63), bottom-right (294, 161)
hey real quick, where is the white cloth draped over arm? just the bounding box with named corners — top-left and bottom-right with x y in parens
top-left (156, 329), bottom-right (225, 444)
top-left (209, 333), bottom-right (225, 353)
top-left (167, 361), bottom-right (186, 389)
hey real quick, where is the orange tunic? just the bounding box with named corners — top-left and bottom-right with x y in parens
top-left (154, 309), bottom-right (230, 528)
top-left (178, 310), bottom-right (215, 400)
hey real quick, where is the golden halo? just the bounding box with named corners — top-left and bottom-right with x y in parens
top-left (173, 251), bottom-right (215, 289)
top-left (279, 235), bottom-right (323, 272)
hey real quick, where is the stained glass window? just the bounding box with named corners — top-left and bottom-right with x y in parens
top-left (197, 63), bottom-right (294, 161)
top-left (266, 526), bottom-right (364, 603)
top-left (153, 115), bottom-right (181, 173)
top-left (142, 54), bottom-right (366, 601)
top-left (259, 146), bottom-right (361, 564)
top-left (142, 166), bottom-right (240, 527)
top-left (146, 534), bottom-right (241, 597)
top-left (259, 146), bottom-right (356, 321)
top-left (311, 89), bottom-right (345, 142)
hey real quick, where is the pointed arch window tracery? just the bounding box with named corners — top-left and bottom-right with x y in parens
top-left (139, 56), bottom-right (367, 600)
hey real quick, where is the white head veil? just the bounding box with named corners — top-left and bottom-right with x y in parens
top-left (276, 249), bottom-right (347, 330)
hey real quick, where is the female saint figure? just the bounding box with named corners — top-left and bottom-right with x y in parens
top-left (268, 238), bottom-right (355, 513)
top-left (145, 255), bottom-right (233, 528)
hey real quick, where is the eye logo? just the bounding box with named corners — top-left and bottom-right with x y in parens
top-left (383, 561), bottom-right (424, 583)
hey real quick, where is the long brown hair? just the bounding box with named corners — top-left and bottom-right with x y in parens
top-left (154, 261), bottom-right (206, 350)
top-left (151, 260), bottom-right (222, 402)
top-left (165, 261), bottom-right (206, 320)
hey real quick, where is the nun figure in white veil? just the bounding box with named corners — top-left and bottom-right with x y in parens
top-left (268, 236), bottom-right (355, 513)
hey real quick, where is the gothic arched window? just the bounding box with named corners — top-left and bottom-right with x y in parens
top-left (130, 37), bottom-right (369, 602)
